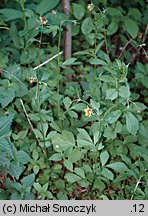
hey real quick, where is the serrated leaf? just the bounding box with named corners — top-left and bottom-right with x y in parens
top-left (0, 115), bottom-right (14, 137)
top-left (21, 174), bottom-right (35, 187)
top-left (9, 162), bottom-right (25, 179)
top-left (16, 150), bottom-right (32, 164)
top-left (0, 87), bottom-right (15, 108)
top-left (0, 137), bottom-right (15, 159)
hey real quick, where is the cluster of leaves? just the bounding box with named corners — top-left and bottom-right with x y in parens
top-left (0, 0), bottom-right (147, 200)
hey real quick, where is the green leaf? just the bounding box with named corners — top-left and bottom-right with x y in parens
top-left (74, 167), bottom-right (85, 179)
top-left (81, 17), bottom-right (94, 34)
top-left (0, 87), bottom-right (15, 108)
top-left (103, 126), bottom-right (117, 140)
top-left (0, 137), bottom-right (15, 159)
top-left (89, 58), bottom-right (107, 65)
top-left (94, 178), bottom-right (106, 190)
top-left (65, 173), bottom-right (81, 183)
top-left (9, 22), bottom-right (20, 48)
top-left (33, 165), bottom-right (40, 174)
top-left (21, 174), bottom-right (35, 187)
top-left (106, 88), bottom-right (118, 100)
top-left (52, 130), bottom-right (75, 152)
top-left (72, 3), bottom-right (85, 20)
top-left (99, 75), bottom-right (115, 83)
top-left (77, 128), bottom-right (94, 148)
top-left (49, 153), bottom-right (63, 161)
top-left (90, 99), bottom-right (100, 110)
top-left (32, 149), bottom-right (39, 161)
top-left (64, 159), bottom-right (73, 172)
top-left (124, 18), bottom-right (139, 38)
top-left (106, 110), bottom-right (122, 124)
top-left (9, 162), bottom-right (25, 179)
top-left (107, 21), bottom-right (118, 36)
top-left (119, 86), bottom-right (130, 99)
top-left (0, 115), bottom-right (14, 137)
top-left (63, 97), bottom-right (72, 110)
top-left (33, 183), bottom-right (42, 192)
top-left (106, 162), bottom-right (129, 173)
top-left (16, 150), bottom-right (32, 164)
top-left (0, 9), bottom-right (23, 21)
top-left (35, 0), bottom-right (60, 14)
top-left (102, 167), bottom-right (114, 180)
top-left (62, 58), bottom-right (80, 66)
top-left (125, 112), bottom-right (139, 135)
top-left (69, 148), bottom-right (81, 163)
top-left (100, 151), bottom-right (109, 167)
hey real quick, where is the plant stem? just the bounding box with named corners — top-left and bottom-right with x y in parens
top-left (36, 27), bottom-right (47, 157)
top-left (130, 176), bottom-right (142, 200)
top-left (57, 24), bottom-right (62, 130)
top-left (20, 99), bottom-right (40, 143)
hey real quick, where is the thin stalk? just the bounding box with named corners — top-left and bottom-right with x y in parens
top-left (20, 99), bottom-right (40, 143)
top-left (118, 38), bottom-right (133, 59)
top-left (130, 176), bottom-right (142, 200)
top-left (104, 30), bottom-right (109, 54)
top-left (116, 79), bottom-right (120, 109)
top-left (57, 24), bottom-right (62, 130)
top-left (36, 27), bottom-right (47, 156)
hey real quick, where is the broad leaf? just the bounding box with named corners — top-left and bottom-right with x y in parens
top-left (100, 151), bottom-right (109, 167)
top-left (35, 0), bottom-right (60, 14)
top-left (106, 162), bottom-right (129, 173)
top-left (52, 130), bottom-right (75, 152)
top-left (125, 112), bottom-right (139, 135)
top-left (124, 18), bottom-right (139, 38)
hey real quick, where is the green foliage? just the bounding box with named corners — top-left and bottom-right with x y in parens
top-left (0, 0), bottom-right (147, 200)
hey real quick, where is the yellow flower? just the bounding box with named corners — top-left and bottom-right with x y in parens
top-left (88, 2), bottom-right (94, 12)
top-left (84, 106), bottom-right (93, 117)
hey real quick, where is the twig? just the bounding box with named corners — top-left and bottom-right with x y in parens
top-left (33, 51), bottom-right (63, 70)
top-left (19, 99), bottom-right (40, 143)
